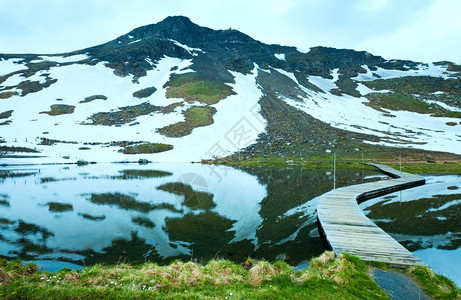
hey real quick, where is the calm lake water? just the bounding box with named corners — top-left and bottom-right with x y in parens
top-left (360, 175), bottom-right (461, 286)
top-left (1, 163), bottom-right (459, 286)
top-left (0, 163), bottom-right (382, 271)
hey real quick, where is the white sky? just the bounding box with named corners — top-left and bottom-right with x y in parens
top-left (0, 0), bottom-right (460, 63)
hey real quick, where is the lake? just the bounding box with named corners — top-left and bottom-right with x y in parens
top-left (360, 175), bottom-right (461, 286)
top-left (1, 163), bottom-right (459, 286)
top-left (0, 162), bottom-right (382, 272)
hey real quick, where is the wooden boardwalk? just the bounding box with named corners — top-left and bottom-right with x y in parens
top-left (317, 163), bottom-right (426, 267)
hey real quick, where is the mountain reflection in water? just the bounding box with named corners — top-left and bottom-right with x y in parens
top-left (0, 163), bottom-right (383, 271)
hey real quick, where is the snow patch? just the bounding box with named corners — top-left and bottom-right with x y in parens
top-left (331, 68), bottom-right (340, 82)
top-left (39, 54), bottom-right (89, 64)
top-left (0, 58), bottom-right (26, 76)
top-left (296, 47), bottom-right (311, 54)
top-left (0, 73), bottom-right (25, 88)
top-left (151, 65), bottom-right (266, 162)
top-left (274, 53), bottom-right (286, 61)
top-left (354, 63), bottom-right (454, 82)
top-left (0, 58), bottom-right (267, 164)
top-left (307, 75), bottom-right (337, 93)
top-left (426, 200), bottom-right (461, 213)
top-left (424, 100), bottom-right (461, 112)
top-left (356, 83), bottom-right (391, 96)
top-left (169, 39), bottom-right (204, 56)
top-left (272, 68), bottom-right (299, 84)
top-left (282, 79), bottom-right (461, 154)
top-left (128, 39), bottom-right (142, 45)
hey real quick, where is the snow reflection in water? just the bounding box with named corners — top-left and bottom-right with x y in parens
top-left (0, 163), bottom-right (381, 271)
top-left (360, 175), bottom-right (461, 286)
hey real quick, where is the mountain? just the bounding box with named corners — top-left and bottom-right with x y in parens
top-left (0, 16), bottom-right (460, 164)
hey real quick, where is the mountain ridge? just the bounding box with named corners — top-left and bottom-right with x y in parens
top-left (0, 16), bottom-right (460, 164)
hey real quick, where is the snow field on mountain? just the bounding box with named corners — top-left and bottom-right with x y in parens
top-left (1, 57), bottom-right (266, 163)
top-left (277, 66), bottom-right (461, 155)
top-left (0, 58), bottom-right (26, 75)
top-left (152, 66), bottom-right (266, 162)
top-left (354, 63), bottom-right (453, 81)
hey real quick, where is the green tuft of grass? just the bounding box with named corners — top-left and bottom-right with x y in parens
top-left (446, 63), bottom-right (461, 72)
top-left (40, 104), bottom-right (75, 116)
top-left (406, 265), bottom-right (459, 299)
top-left (79, 95), bottom-right (107, 104)
top-left (166, 73), bottom-right (235, 104)
top-left (133, 87), bottom-right (157, 98)
top-left (0, 110), bottom-right (13, 119)
top-left (119, 143), bottom-right (173, 154)
top-left (0, 91), bottom-right (19, 99)
top-left (47, 202), bottom-right (73, 212)
top-left (159, 106), bottom-right (216, 137)
top-left (365, 92), bottom-right (461, 118)
top-left (0, 253), bottom-right (399, 300)
top-left (1, 253), bottom-right (459, 299)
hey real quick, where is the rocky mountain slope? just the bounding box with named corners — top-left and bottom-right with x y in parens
top-left (0, 16), bottom-right (460, 163)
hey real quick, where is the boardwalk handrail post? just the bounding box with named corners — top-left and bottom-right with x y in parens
top-left (333, 151), bottom-right (336, 190)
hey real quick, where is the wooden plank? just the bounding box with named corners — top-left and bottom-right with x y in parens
top-left (316, 163), bottom-right (425, 267)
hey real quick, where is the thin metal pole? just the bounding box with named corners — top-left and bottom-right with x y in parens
top-left (399, 155), bottom-right (402, 175)
top-left (333, 151), bottom-right (336, 190)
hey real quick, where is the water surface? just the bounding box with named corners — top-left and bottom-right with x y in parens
top-left (360, 175), bottom-right (461, 286)
top-left (0, 163), bottom-right (382, 271)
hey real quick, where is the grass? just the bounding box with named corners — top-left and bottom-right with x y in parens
top-left (119, 143), bottom-right (173, 154)
top-left (0, 110), bottom-right (13, 119)
top-left (159, 106), bottom-right (216, 137)
top-left (207, 154), bottom-right (461, 175)
top-left (166, 73), bottom-right (235, 104)
top-left (362, 76), bottom-right (461, 115)
top-left (85, 102), bottom-right (159, 126)
top-left (363, 76), bottom-right (460, 95)
top-left (387, 161), bottom-right (461, 174)
top-left (210, 154), bottom-right (377, 170)
top-left (133, 87), bottom-right (157, 98)
top-left (46, 202), bottom-right (73, 212)
top-left (79, 95), bottom-right (107, 104)
top-left (84, 102), bottom-right (181, 126)
top-left (406, 265), bottom-right (460, 299)
top-left (0, 252), bottom-right (457, 299)
top-left (0, 146), bottom-right (40, 153)
top-left (447, 63), bottom-right (461, 72)
top-left (40, 104), bottom-right (75, 116)
top-left (0, 91), bottom-right (19, 99)
top-left (365, 93), bottom-right (461, 118)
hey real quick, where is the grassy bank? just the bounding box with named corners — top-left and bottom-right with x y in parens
top-left (208, 153), bottom-right (461, 175)
top-left (0, 252), bottom-right (458, 299)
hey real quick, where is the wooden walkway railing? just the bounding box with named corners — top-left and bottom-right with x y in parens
top-left (316, 163), bottom-right (426, 267)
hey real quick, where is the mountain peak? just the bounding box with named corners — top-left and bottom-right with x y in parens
top-left (160, 15), bottom-right (193, 25)
top-left (122, 15), bottom-right (212, 48)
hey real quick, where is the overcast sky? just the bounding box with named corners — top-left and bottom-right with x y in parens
top-left (0, 0), bottom-right (460, 63)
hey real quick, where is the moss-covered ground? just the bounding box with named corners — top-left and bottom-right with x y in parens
top-left (165, 73), bottom-right (235, 105)
top-left (0, 252), bottom-right (458, 299)
top-left (208, 152), bottom-right (461, 175)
